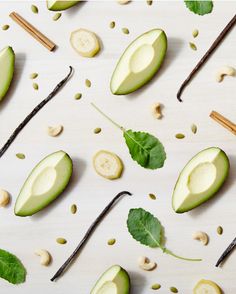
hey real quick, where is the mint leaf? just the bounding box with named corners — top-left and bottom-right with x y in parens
top-left (0, 249), bottom-right (26, 284)
top-left (184, 1), bottom-right (213, 15)
top-left (123, 130), bottom-right (166, 169)
top-left (127, 208), bottom-right (202, 262)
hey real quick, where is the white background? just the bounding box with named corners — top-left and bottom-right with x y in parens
top-left (0, 1), bottom-right (236, 293)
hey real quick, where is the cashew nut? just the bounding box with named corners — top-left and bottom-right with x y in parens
top-left (193, 231), bottom-right (209, 246)
top-left (151, 102), bottom-right (163, 119)
top-left (117, 0), bottom-right (131, 4)
top-left (138, 256), bottom-right (157, 271)
top-left (34, 249), bottom-right (51, 266)
top-left (0, 189), bottom-right (10, 207)
top-left (47, 125), bottom-right (63, 137)
top-left (215, 66), bottom-right (236, 82)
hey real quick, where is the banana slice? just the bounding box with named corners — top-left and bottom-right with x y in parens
top-left (93, 150), bottom-right (123, 180)
top-left (70, 29), bottom-right (100, 57)
top-left (193, 279), bottom-right (222, 294)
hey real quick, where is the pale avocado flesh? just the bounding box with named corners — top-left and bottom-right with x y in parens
top-left (0, 46), bottom-right (15, 102)
top-left (15, 151), bottom-right (73, 216)
top-left (110, 29), bottom-right (167, 95)
top-left (47, 0), bottom-right (80, 11)
top-left (172, 147), bottom-right (229, 213)
top-left (91, 265), bottom-right (130, 294)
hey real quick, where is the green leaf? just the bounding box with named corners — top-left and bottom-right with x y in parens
top-left (127, 208), bottom-right (163, 248)
top-left (184, 1), bottom-right (213, 15)
top-left (0, 249), bottom-right (26, 284)
top-left (123, 130), bottom-right (166, 169)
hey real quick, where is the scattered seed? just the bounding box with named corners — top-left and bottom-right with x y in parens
top-left (31, 5), bottom-right (38, 14)
top-left (53, 13), bottom-right (62, 21)
top-left (33, 83), bottom-right (39, 90)
top-left (47, 125), bottom-right (63, 137)
top-left (217, 226), bottom-right (223, 235)
top-left (192, 29), bottom-right (199, 38)
top-left (70, 204), bottom-right (77, 214)
top-left (94, 127), bottom-right (101, 134)
top-left (74, 93), bottom-right (82, 100)
top-left (2, 24), bottom-right (9, 31)
top-left (191, 123), bottom-right (197, 134)
top-left (16, 153), bottom-right (25, 159)
top-left (30, 73), bottom-right (38, 79)
top-left (109, 21), bottom-right (115, 29)
top-left (107, 238), bottom-right (116, 246)
top-left (170, 287), bottom-right (178, 293)
top-left (122, 27), bottom-right (129, 34)
top-left (85, 79), bottom-right (91, 88)
top-left (148, 193), bottom-right (156, 200)
top-left (151, 283), bottom-right (161, 290)
top-left (189, 42), bottom-right (197, 51)
top-left (147, 0), bottom-right (153, 5)
top-left (56, 238), bottom-right (67, 245)
top-left (175, 133), bottom-right (185, 139)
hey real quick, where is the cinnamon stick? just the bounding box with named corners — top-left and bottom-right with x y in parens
top-left (210, 111), bottom-right (236, 136)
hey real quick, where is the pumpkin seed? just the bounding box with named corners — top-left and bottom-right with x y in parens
top-left (30, 73), bottom-right (38, 79)
top-left (56, 238), bottom-right (67, 244)
top-left (192, 29), bottom-right (199, 38)
top-left (189, 42), bottom-right (197, 51)
top-left (31, 5), bottom-right (38, 14)
top-left (170, 287), bottom-right (178, 293)
top-left (33, 83), bottom-right (39, 90)
top-left (70, 204), bottom-right (77, 214)
top-left (149, 193), bottom-right (156, 200)
top-left (85, 79), bottom-right (91, 88)
top-left (94, 127), bottom-right (101, 134)
top-left (191, 123), bottom-right (197, 134)
top-left (53, 13), bottom-right (62, 21)
top-left (2, 24), bottom-right (9, 31)
top-left (74, 93), bottom-right (82, 100)
top-left (107, 238), bottom-right (116, 246)
top-left (147, 0), bottom-right (153, 5)
top-left (16, 153), bottom-right (25, 159)
top-left (151, 283), bottom-right (161, 290)
top-left (217, 226), bottom-right (223, 235)
top-left (175, 133), bottom-right (185, 139)
top-left (109, 21), bottom-right (115, 29)
top-left (122, 27), bottom-right (129, 34)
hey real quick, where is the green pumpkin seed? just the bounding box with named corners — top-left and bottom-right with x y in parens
top-left (122, 27), bottom-right (129, 34)
top-left (2, 24), bottom-right (9, 31)
top-left (16, 153), bottom-right (25, 159)
top-left (151, 283), bottom-right (161, 290)
top-left (70, 204), bottom-right (77, 214)
top-left (189, 42), bottom-right (197, 51)
top-left (191, 123), bottom-right (197, 134)
top-left (170, 287), bottom-right (178, 293)
top-left (30, 73), bottom-right (38, 79)
top-left (192, 29), bottom-right (199, 38)
top-left (94, 127), bottom-right (101, 134)
top-left (175, 133), bottom-right (185, 139)
top-left (56, 237), bottom-right (67, 244)
top-left (109, 21), bottom-right (115, 29)
top-left (107, 238), bottom-right (116, 246)
top-left (53, 13), bottom-right (62, 21)
top-left (147, 0), bottom-right (153, 5)
top-left (33, 83), bottom-right (39, 90)
top-left (217, 226), bottom-right (223, 235)
top-left (149, 193), bottom-right (156, 200)
top-left (74, 93), bottom-right (82, 100)
top-left (85, 79), bottom-right (91, 88)
top-left (31, 5), bottom-right (38, 14)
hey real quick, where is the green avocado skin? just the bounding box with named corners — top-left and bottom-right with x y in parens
top-left (0, 46), bottom-right (15, 102)
top-left (172, 148), bottom-right (230, 213)
top-left (47, 0), bottom-right (80, 11)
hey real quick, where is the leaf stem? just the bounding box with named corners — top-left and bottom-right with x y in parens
top-left (164, 248), bottom-right (202, 262)
top-left (91, 103), bottom-right (124, 131)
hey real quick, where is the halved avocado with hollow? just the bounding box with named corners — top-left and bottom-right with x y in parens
top-left (0, 46), bottom-right (15, 102)
top-left (91, 265), bottom-right (130, 294)
top-left (15, 150), bottom-right (73, 216)
top-left (47, 0), bottom-right (80, 11)
top-left (172, 147), bottom-right (229, 213)
top-left (110, 29), bottom-right (167, 95)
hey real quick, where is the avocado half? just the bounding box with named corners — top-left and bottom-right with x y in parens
top-left (110, 29), bottom-right (167, 95)
top-left (0, 46), bottom-right (15, 102)
top-left (15, 150), bottom-right (73, 216)
top-left (172, 147), bottom-right (229, 213)
top-left (47, 0), bottom-right (80, 11)
top-left (91, 265), bottom-right (130, 294)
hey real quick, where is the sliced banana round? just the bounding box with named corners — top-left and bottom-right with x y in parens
top-left (193, 279), bottom-right (222, 294)
top-left (93, 150), bottom-right (123, 180)
top-left (70, 29), bottom-right (100, 58)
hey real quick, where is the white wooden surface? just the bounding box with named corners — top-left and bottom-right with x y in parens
top-left (0, 1), bottom-right (236, 293)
